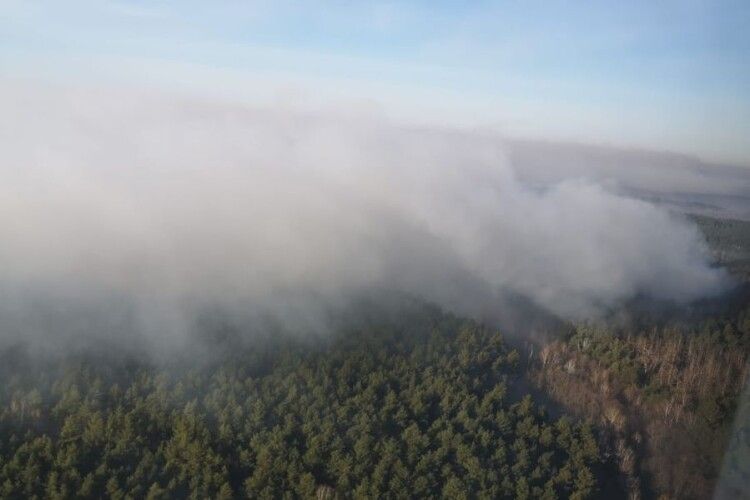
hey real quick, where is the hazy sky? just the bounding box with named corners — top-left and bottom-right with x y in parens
top-left (2, 0), bottom-right (749, 165)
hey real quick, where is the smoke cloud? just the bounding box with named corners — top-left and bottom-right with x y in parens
top-left (0, 82), bottom-right (731, 346)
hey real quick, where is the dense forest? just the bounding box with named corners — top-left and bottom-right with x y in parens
top-left (1, 289), bottom-right (749, 499)
top-left (0, 303), bottom-right (604, 499)
top-left (1, 291), bottom-right (749, 499)
top-left (530, 290), bottom-right (750, 499)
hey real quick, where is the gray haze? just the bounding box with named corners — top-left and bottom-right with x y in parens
top-left (0, 83), bottom-right (735, 347)
top-left (507, 140), bottom-right (750, 220)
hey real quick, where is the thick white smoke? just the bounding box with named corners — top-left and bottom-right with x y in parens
top-left (0, 83), bottom-right (730, 344)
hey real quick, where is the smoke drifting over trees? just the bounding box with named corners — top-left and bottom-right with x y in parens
top-left (0, 83), bottom-right (732, 346)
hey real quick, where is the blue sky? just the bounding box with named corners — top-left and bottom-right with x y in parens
top-left (2, 0), bottom-right (749, 164)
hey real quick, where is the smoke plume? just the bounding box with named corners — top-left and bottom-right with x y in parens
top-left (0, 82), bottom-right (731, 346)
